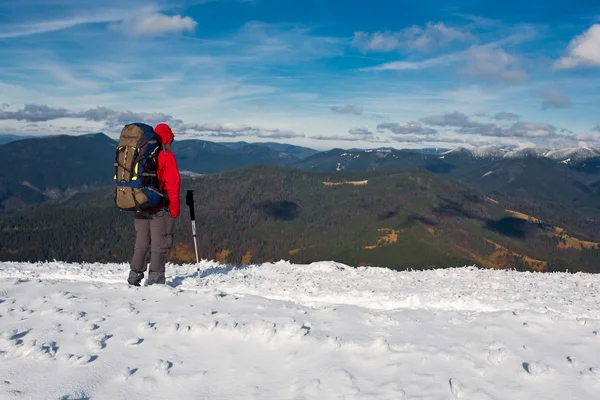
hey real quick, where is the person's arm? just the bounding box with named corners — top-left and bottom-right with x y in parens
top-left (163, 152), bottom-right (181, 218)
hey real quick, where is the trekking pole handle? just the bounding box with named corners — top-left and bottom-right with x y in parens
top-left (186, 190), bottom-right (196, 220)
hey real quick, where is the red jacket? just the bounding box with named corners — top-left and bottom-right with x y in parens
top-left (155, 124), bottom-right (181, 218)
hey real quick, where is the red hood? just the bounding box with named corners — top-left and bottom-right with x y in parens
top-left (155, 123), bottom-right (174, 144)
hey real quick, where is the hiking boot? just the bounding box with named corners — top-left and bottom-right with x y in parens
top-left (128, 271), bottom-right (144, 286)
top-left (148, 271), bottom-right (166, 285)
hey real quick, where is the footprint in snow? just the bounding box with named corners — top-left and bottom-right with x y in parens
top-left (127, 337), bottom-right (144, 346)
top-left (60, 353), bottom-right (97, 365)
top-left (120, 367), bottom-right (138, 381)
top-left (74, 311), bottom-right (87, 321)
top-left (84, 324), bottom-right (99, 332)
top-left (523, 361), bottom-right (551, 376)
top-left (88, 334), bottom-right (112, 351)
top-left (4, 329), bottom-right (30, 345)
top-left (155, 359), bottom-right (173, 374)
top-left (141, 321), bottom-right (157, 332)
top-left (449, 378), bottom-right (462, 399)
top-left (488, 347), bottom-right (507, 365)
top-left (166, 323), bottom-right (189, 333)
top-left (13, 340), bottom-right (59, 360)
top-left (59, 391), bottom-right (89, 400)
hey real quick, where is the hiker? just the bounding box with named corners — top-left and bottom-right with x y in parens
top-left (127, 123), bottom-right (181, 286)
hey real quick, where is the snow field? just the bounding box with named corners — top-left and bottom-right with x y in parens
top-left (0, 260), bottom-right (599, 399)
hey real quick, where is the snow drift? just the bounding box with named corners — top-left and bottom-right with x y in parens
top-left (1, 260), bottom-right (599, 399)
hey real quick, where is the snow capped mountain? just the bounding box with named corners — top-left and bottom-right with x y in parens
top-left (444, 147), bottom-right (600, 161)
top-left (1, 260), bottom-right (600, 400)
top-left (440, 147), bottom-right (471, 156)
top-left (504, 148), bottom-right (550, 159)
top-left (468, 146), bottom-right (508, 158)
top-left (541, 147), bottom-right (600, 161)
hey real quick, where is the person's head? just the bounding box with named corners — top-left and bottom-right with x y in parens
top-left (155, 123), bottom-right (174, 148)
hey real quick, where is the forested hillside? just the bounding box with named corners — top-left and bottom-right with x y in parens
top-left (2, 166), bottom-right (599, 272)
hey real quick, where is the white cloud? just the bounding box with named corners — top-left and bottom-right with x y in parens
top-left (312, 134), bottom-right (382, 143)
top-left (352, 32), bottom-right (400, 53)
top-left (554, 25), bottom-right (600, 70)
top-left (0, 104), bottom-right (71, 122)
top-left (181, 122), bottom-right (305, 139)
top-left (506, 122), bottom-right (557, 138)
top-left (573, 133), bottom-right (600, 141)
top-left (110, 13), bottom-right (198, 37)
top-left (0, 4), bottom-right (160, 38)
top-left (352, 22), bottom-right (473, 53)
top-left (363, 45), bottom-right (527, 84)
top-left (438, 86), bottom-right (499, 104)
top-left (377, 122), bottom-right (437, 135)
top-left (0, 16), bottom-right (117, 39)
top-left (348, 127), bottom-right (373, 136)
top-left (538, 86), bottom-right (572, 110)
top-left (256, 129), bottom-right (302, 139)
top-left (235, 22), bottom-right (343, 62)
top-left (454, 14), bottom-right (502, 28)
top-left (80, 107), bottom-right (178, 127)
top-left (459, 45), bottom-right (528, 84)
top-left (361, 53), bottom-right (460, 71)
top-left (493, 112), bottom-right (520, 121)
top-left (420, 111), bottom-right (558, 138)
top-left (421, 111), bottom-right (477, 127)
top-left (0, 104), bottom-right (178, 127)
top-left (403, 22), bottom-right (474, 52)
top-left (331, 105), bottom-right (363, 115)
top-left (390, 135), bottom-right (431, 143)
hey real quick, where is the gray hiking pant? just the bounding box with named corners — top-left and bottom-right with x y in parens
top-left (129, 210), bottom-right (175, 285)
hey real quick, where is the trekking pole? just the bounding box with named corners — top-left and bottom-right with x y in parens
top-left (185, 190), bottom-right (201, 281)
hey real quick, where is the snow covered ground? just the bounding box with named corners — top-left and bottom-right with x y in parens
top-left (1, 260), bottom-right (599, 399)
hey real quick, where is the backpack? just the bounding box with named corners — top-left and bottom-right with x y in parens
top-left (114, 123), bottom-right (166, 211)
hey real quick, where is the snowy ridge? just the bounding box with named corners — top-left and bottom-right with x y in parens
top-left (446, 146), bottom-right (600, 161)
top-left (349, 146), bottom-right (600, 161)
top-left (469, 147), bottom-right (507, 158)
top-left (1, 261), bottom-right (600, 399)
top-left (541, 147), bottom-right (600, 161)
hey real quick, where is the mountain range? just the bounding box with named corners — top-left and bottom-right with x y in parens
top-left (2, 133), bottom-right (600, 214)
top-left (1, 132), bottom-right (600, 272)
top-left (0, 133), bottom-right (315, 210)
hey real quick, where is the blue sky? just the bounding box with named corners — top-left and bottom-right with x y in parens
top-left (0, 0), bottom-right (599, 150)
